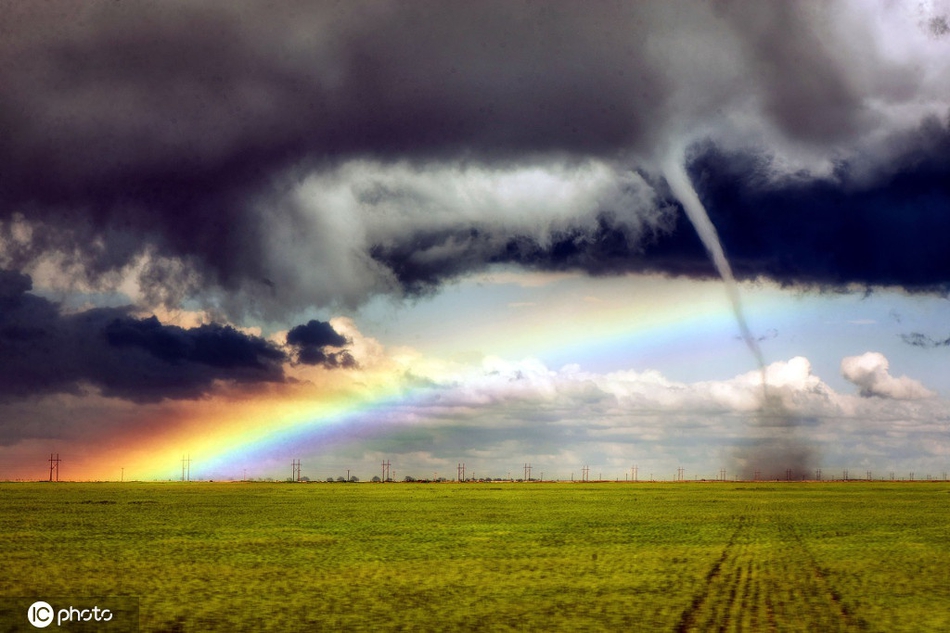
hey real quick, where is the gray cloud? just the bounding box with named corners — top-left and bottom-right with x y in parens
top-left (2, 1), bottom-right (950, 321)
top-left (286, 319), bottom-right (355, 368)
top-left (0, 270), bottom-right (287, 403)
top-left (901, 332), bottom-right (950, 348)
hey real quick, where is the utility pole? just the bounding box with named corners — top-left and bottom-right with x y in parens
top-left (677, 467), bottom-right (685, 482)
top-left (181, 455), bottom-right (191, 482)
top-left (48, 453), bottom-right (61, 482)
top-left (291, 459), bottom-right (301, 482)
top-left (524, 463), bottom-right (532, 481)
top-left (632, 464), bottom-right (638, 482)
top-left (582, 465), bottom-right (589, 482)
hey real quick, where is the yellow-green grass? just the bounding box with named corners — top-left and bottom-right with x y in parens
top-left (1, 482), bottom-right (948, 632)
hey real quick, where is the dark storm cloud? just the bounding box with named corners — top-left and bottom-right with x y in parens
top-left (105, 316), bottom-right (285, 369)
top-left (369, 212), bottom-right (712, 295)
top-left (676, 126), bottom-right (950, 291)
top-left (2, 1), bottom-right (949, 315)
top-left (286, 319), bottom-right (355, 368)
top-left (0, 0), bottom-right (672, 312)
top-left (0, 1), bottom-right (875, 192)
top-left (286, 320), bottom-right (346, 349)
top-left (0, 271), bottom-right (287, 402)
top-left (365, 120), bottom-right (933, 294)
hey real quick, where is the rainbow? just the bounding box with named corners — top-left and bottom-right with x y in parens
top-left (129, 382), bottom-right (413, 481)
top-left (112, 277), bottom-right (801, 482)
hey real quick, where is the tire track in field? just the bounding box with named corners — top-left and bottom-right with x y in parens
top-left (674, 513), bottom-right (866, 632)
top-left (674, 516), bottom-right (748, 633)
top-left (780, 523), bottom-right (869, 632)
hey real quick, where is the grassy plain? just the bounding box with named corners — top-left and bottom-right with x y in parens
top-left (1, 481), bottom-right (948, 632)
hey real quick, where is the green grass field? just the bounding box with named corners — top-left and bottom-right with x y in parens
top-left (1, 482), bottom-right (948, 632)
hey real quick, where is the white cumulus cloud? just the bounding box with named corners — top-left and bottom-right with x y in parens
top-left (840, 351), bottom-right (934, 400)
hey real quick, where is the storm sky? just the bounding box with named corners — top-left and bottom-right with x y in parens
top-left (2, 0), bottom-right (950, 481)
